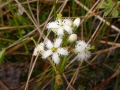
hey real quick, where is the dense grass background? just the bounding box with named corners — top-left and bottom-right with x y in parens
top-left (0, 0), bottom-right (120, 90)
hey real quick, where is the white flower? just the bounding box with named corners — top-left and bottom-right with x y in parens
top-left (74, 40), bottom-right (91, 62)
top-left (33, 43), bottom-right (45, 56)
top-left (46, 18), bottom-right (73, 36)
top-left (73, 18), bottom-right (80, 27)
top-left (42, 38), bottom-right (68, 64)
top-left (68, 34), bottom-right (77, 42)
top-left (46, 21), bottom-right (60, 29)
top-left (62, 18), bottom-right (73, 26)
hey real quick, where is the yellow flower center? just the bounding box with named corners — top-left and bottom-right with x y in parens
top-left (57, 13), bottom-right (62, 18)
top-left (51, 46), bottom-right (58, 52)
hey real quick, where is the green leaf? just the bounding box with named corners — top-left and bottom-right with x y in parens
top-left (0, 48), bottom-right (6, 65)
top-left (99, 2), bottom-right (109, 9)
top-left (104, 8), bottom-right (113, 16)
top-left (107, 0), bottom-right (112, 5)
top-left (21, 29), bottom-right (26, 34)
top-left (79, 85), bottom-right (86, 90)
top-left (112, 10), bottom-right (119, 17)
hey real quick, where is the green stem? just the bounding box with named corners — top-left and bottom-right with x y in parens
top-left (30, 37), bottom-right (37, 46)
top-left (47, 57), bottom-right (59, 75)
top-left (54, 82), bottom-right (60, 90)
top-left (47, 57), bottom-right (61, 90)
top-left (72, 0), bottom-right (75, 17)
top-left (60, 56), bottom-right (68, 73)
top-left (54, 0), bottom-right (57, 19)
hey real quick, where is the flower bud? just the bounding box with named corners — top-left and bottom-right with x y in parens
top-left (73, 18), bottom-right (80, 27)
top-left (68, 34), bottom-right (77, 42)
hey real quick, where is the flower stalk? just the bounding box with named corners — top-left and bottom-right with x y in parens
top-left (32, 13), bottom-right (94, 90)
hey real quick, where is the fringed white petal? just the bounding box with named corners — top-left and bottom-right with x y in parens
top-left (57, 28), bottom-right (64, 36)
top-left (75, 46), bottom-right (83, 53)
top-left (33, 47), bottom-right (39, 56)
top-left (54, 38), bottom-right (62, 48)
top-left (76, 51), bottom-right (91, 62)
top-left (52, 53), bottom-right (60, 64)
top-left (37, 43), bottom-right (45, 52)
top-left (33, 43), bottom-right (45, 56)
top-left (62, 18), bottom-right (72, 26)
top-left (57, 48), bottom-right (68, 55)
top-left (46, 22), bottom-right (60, 29)
top-left (42, 50), bottom-right (52, 59)
top-left (45, 39), bottom-right (53, 49)
top-left (63, 25), bottom-right (72, 34)
top-left (76, 53), bottom-right (85, 62)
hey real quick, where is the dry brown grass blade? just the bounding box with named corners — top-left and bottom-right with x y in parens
top-left (93, 40), bottom-right (120, 55)
top-left (0, 80), bottom-right (9, 90)
top-left (75, 0), bottom-right (120, 33)
top-left (0, 25), bottom-right (33, 31)
top-left (92, 66), bottom-right (120, 90)
top-left (100, 40), bottom-right (120, 47)
top-left (5, 34), bottom-right (39, 55)
top-left (14, 0), bottom-right (45, 39)
top-left (63, 73), bottom-right (75, 90)
top-left (66, 62), bottom-right (82, 90)
top-left (93, 46), bottom-right (119, 55)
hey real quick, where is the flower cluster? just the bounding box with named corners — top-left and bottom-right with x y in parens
top-left (42, 38), bottom-right (68, 64)
top-left (33, 14), bottom-right (93, 64)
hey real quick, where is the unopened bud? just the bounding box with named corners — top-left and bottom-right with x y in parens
top-left (73, 18), bottom-right (80, 27)
top-left (68, 34), bottom-right (77, 42)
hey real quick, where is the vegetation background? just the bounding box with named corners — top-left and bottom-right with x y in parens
top-left (0, 0), bottom-right (120, 90)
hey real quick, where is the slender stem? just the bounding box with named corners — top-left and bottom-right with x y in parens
top-left (25, 55), bottom-right (39, 90)
top-left (54, 0), bottom-right (57, 19)
top-left (47, 57), bottom-right (61, 90)
top-left (54, 82), bottom-right (59, 90)
top-left (60, 56), bottom-right (68, 73)
top-left (72, 0), bottom-right (75, 17)
top-left (47, 57), bottom-right (59, 75)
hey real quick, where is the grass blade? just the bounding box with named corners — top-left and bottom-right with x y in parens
top-left (0, 48), bottom-right (6, 65)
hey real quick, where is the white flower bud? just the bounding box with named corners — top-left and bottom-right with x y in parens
top-left (68, 34), bottom-right (77, 42)
top-left (73, 18), bottom-right (80, 27)
top-left (69, 20), bottom-right (73, 26)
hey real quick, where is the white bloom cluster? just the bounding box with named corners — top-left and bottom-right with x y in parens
top-left (33, 14), bottom-right (93, 64)
top-left (42, 38), bottom-right (68, 64)
top-left (46, 17), bottom-right (80, 37)
top-left (33, 38), bottom-right (68, 64)
top-left (75, 40), bottom-right (91, 62)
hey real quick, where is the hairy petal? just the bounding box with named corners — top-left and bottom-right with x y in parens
top-left (63, 25), bottom-right (72, 34)
top-left (46, 22), bottom-right (60, 29)
top-left (52, 53), bottom-right (60, 64)
top-left (42, 50), bottom-right (52, 59)
top-left (33, 43), bottom-right (45, 56)
top-left (33, 47), bottom-right (39, 56)
top-left (45, 39), bottom-right (53, 49)
top-left (54, 38), bottom-right (62, 48)
top-left (57, 48), bottom-right (68, 55)
top-left (57, 28), bottom-right (64, 36)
